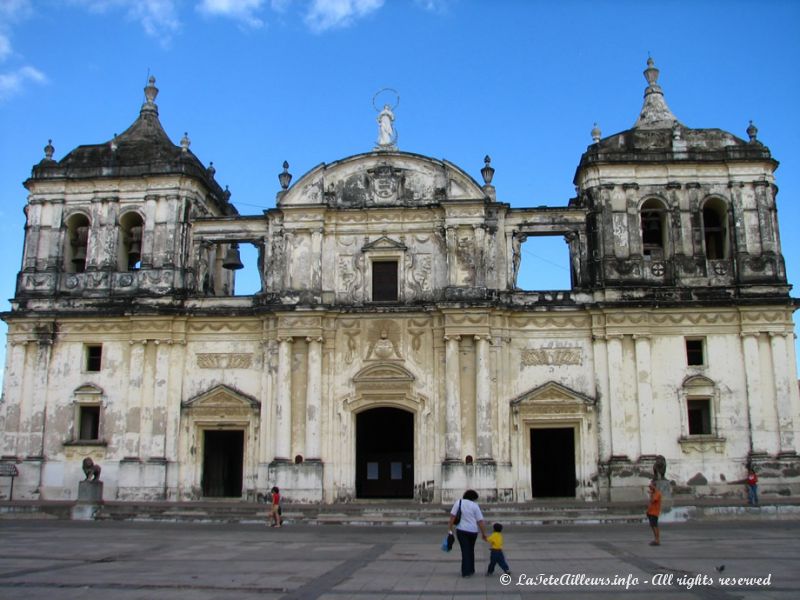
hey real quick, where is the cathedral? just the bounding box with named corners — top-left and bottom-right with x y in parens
top-left (1, 59), bottom-right (798, 504)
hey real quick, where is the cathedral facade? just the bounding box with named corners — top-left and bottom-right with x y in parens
top-left (2, 60), bottom-right (798, 504)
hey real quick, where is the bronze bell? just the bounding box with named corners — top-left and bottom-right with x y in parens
top-left (222, 243), bottom-right (244, 270)
top-left (128, 241), bottom-right (141, 259)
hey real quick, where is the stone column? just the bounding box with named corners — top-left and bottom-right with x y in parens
top-left (274, 337), bottom-right (293, 461)
top-left (139, 341), bottom-right (157, 460)
top-left (305, 336), bottom-right (323, 460)
top-left (149, 341), bottom-right (170, 458)
top-left (786, 332), bottom-right (800, 454)
top-left (22, 204), bottom-right (41, 271)
top-left (592, 334), bottom-right (612, 463)
top-left (606, 334), bottom-right (629, 459)
top-left (141, 194), bottom-right (158, 269)
top-left (311, 228), bottom-right (323, 292)
top-left (769, 332), bottom-right (796, 452)
top-left (445, 226), bottom-right (457, 286)
top-left (444, 335), bottom-right (461, 461)
top-left (634, 334), bottom-right (653, 458)
top-left (0, 342), bottom-right (27, 456)
top-left (27, 342), bottom-right (52, 457)
top-left (473, 225), bottom-right (486, 287)
top-left (46, 200), bottom-right (65, 272)
top-left (741, 333), bottom-right (764, 453)
top-left (126, 341), bottom-right (146, 457)
top-left (164, 341), bottom-right (186, 467)
top-left (475, 335), bottom-right (492, 460)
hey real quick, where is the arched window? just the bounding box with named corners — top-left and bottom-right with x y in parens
top-left (118, 211), bottom-right (144, 271)
top-left (701, 198), bottom-right (728, 260)
top-left (64, 213), bottom-right (90, 273)
top-left (640, 198), bottom-right (667, 257)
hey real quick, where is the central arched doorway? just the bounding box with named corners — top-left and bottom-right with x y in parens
top-left (356, 407), bottom-right (414, 498)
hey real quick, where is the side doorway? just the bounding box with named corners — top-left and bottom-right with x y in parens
top-left (530, 427), bottom-right (576, 498)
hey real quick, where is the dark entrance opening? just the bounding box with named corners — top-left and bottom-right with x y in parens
top-left (356, 407), bottom-right (413, 498)
top-left (202, 430), bottom-right (244, 498)
top-left (530, 427), bottom-right (576, 498)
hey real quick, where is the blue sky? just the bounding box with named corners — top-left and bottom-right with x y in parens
top-left (0, 0), bottom-right (799, 374)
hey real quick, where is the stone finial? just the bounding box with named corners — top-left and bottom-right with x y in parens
top-left (110, 133), bottom-right (118, 152)
top-left (481, 155), bottom-right (495, 186)
top-left (223, 185), bottom-right (231, 202)
top-left (644, 57), bottom-right (660, 87)
top-left (278, 160), bottom-right (292, 190)
top-left (207, 161), bottom-right (216, 176)
top-left (43, 139), bottom-right (54, 161)
top-left (180, 132), bottom-right (190, 152)
top-left (747, 120), bottom-right (758, 142)
top-left (634, 56), bottom-right (681, 129)
top-left (591, 122), bottom-right (601, 143)
top-left (142, 75), bottom-right (159, 114)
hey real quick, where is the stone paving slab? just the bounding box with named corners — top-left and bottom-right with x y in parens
top-left (0, 519), bottom-right (797, 599)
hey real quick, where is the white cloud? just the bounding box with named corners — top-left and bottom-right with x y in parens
top-left (269, 0), bottom-right (292, 13)
top-left (0, 33), bottom-right (10, 61)
top-left (0, 65), bottom-right (46, 101)
top-left (0, 0), bottom-right (33, 23)
top-left (304, 0), bottom-right (383, 33)
top-left (70, 0), bottom-right (181, 40)
top-left (0, 0), bottom-right (45, 101)
top-left (198, 0), bottom-right (265, 28)
top-left (413, 0), bottom-right (449, 12)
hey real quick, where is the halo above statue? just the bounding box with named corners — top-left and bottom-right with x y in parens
top-left (372, 88), bottom-right (400, 112)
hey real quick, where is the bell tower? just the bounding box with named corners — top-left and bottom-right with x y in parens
top-left (16, 76), bottom-right (236, 308)
top-left (574, 59), bottom-right (788, 303)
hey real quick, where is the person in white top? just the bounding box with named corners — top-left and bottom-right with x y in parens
top-left (447, 489), bottom-right (488, 577)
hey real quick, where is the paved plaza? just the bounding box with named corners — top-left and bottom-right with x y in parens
top-left (0, 519), bottom-right (797, 599)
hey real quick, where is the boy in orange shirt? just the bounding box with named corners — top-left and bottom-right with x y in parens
top-left (647, 481), bottom-right (662, 546)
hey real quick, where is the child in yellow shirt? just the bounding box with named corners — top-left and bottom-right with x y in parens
top-left (486, 522), bottom-right (510, 575)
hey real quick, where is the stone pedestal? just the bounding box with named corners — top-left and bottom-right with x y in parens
top-left (440, 461), bottom-right (499, 504)
top-left (654, 478), bottom-right (673, 511)
top-left (77, 480), bottom-right (103, 502)
top-left (267, 461), bottom-right (323, 503)
top-left (72, 480), bottom-right (103, 520)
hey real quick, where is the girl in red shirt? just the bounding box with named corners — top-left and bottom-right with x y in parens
top-left (270, 486), bottom-right (282, 527)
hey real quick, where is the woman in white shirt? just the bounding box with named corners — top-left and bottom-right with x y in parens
top-left (448, 489), bottom-right (488, 577)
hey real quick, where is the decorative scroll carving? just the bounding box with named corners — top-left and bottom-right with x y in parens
top-left (406, 253), bottom-right (432, 300)
top-left (521, 346), bottom-right (582, 367)
top-left (196, 353), bottom-right (253, 369)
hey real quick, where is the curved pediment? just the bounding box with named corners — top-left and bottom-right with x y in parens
top-left (682, 374), bottom-right (716, 389)
top-left (74, 383), bottom-right (103, 395)
top-left (182, 384), bottom-right (260, 410)
top-left (353, 362), bottom-right (415, 384)
top-left (279, 151), bottom-right (487, 208)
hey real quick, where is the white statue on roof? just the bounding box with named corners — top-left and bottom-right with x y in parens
top-left (376, 104), bottom-right (397, 150)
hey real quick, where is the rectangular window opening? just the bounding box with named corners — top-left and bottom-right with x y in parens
top-left (230, 242), bottom-right (262, 296)
top-left (687, 399), bottom-right (712, 435)
top-left (86, 345), bottom-right (102, 372)
top-left (372, 260), bottom-right (398, 302)
top-left (516, 235), bottom-right (572, 291)
top-left (78, 405), bottom-right (100, 440)
top-left (686, 339), bottom-right (705, 366)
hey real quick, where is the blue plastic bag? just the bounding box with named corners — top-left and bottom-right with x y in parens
top-left (441, 532), bottom-right (455, 552)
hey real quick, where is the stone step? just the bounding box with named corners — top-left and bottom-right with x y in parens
top-left (4, 498), bottom-right (800, 524)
